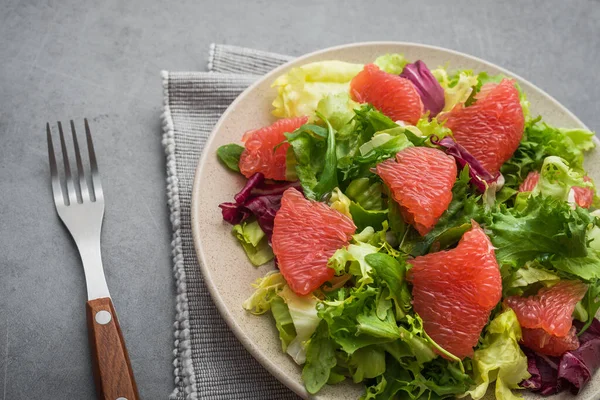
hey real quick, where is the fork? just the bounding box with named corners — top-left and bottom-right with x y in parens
top-left (47, 119), bottom-right (139, 400)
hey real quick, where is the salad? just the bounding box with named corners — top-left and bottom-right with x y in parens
top-left (216, 53), bottom-right (600, 400)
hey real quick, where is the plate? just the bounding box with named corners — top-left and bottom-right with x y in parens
top-left (191, 42), bottom-right (600, 399)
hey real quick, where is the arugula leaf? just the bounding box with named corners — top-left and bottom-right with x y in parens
top-left (312, 113), bottom-right (338, 199)
top-left (216, 143), bottom-right (244, 172)
top-left (232, 220), bottom-right (274, 266)
top-left (286, 117), bottom-right (339, 200)
top-left (302, 321), bottom-right (337, 394)
top-left (487, 195), bottom-right (591, 266)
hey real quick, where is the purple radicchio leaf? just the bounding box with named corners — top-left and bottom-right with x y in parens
top-left (558, 319), bottom-right (600, 394)
top-left (218, 172), bottom-right (302, 241)
top-left (400, 60), bottom-right (445, 117)
top-left (431, 136), bottom-right (503, 193)
top-left (520, 318), bottom-right (600, 396)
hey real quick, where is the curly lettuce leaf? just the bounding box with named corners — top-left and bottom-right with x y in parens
top-left (272, 61), bottom-right (363, 118)
top-left (467, 309), bottom-right (530, 400)
top-left (232, 220), bottom-right (274, 266)
top-left (432, 68), bottom-right (479, 112)
top-left (532, 156), bottom-right (592, 202)
top-left (329, 187), bottom-right (352, 218)
top-left (329, 242), bottom-right (379, 286)
top-left (374, 53), bottom-right (408, 74)
top-left (501, 119), bottom-right (596, 190)
top-left (486, 195), bottom-right (592, 266)
top-left (242, 272), bottom-right (287, 314)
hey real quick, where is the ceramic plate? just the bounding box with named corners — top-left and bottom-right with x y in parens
top-left (191, 42), bottom-right (600, 400)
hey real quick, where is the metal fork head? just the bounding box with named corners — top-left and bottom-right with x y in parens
top-left (46, 119), bottom-right (105, 241)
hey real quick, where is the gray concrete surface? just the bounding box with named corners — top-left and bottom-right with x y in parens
top-left (0, 0), bottom-right (598, 399)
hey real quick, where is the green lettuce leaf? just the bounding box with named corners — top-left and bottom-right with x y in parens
top-left (216, 143), bottom-right (244, 172)
top-left (579, 281), bottom-right (600, 334)
top-left (232, 220), bottom-right (274, 266)
top-left (467, 309), bottom-right (530, 400)
top-left (487, 195), bottom-right (592, 266)
top-left (270, 296), bottom-right (297, 352)
top-left (316, 93), bottom-right (359, 131)
top-left (278, 285), bottom-right (321, 364)
top-left (374, 53), bottom-right (408, 74)
top-left (302, 321), bottom-right (337, 394)
top-left (349, 346), bottom-right (387, 383)
top-left (346, 178), bottom-right (384, 210)
top-left (502, 261), bottom-right (560, 297)
top-left (349, 202), bottom-right (388, 231)
top-left (272, 60), bottom-right (363, 118)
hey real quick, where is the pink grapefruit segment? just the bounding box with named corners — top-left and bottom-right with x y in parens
top-left (376, 146), bottom-right (456, 236)
top-left (407, 221), bottom-right (502, 359)
top-left (239, 116), bottom-right (308, 181)
top-left (440, 79), bottom-right (525, 174)
top-left (272, 188), bottom-right (356, 295)
top-left (350, 64), bottom-right (424, 124)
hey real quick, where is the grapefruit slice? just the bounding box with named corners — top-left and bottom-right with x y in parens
top-left (376, 146), bottom-right (456, 236)
top-left (505, 281), bottom-right (587, 339)
top-left (521, 326), bottom-right (580, 357)
top-left (407, 221), bottom-right (502, 359)
top-left (572, 176), bottom-right (594, 208)
top-left (239, 116), bottom-right (308, 181)
top-left (440, 79), bottom-right (525, 174)
top-left (350, 64), bottom-right (423, 124)
top-left (519, 171), bottom-right (540, 192)
top-left (272, 188), bottom-right (356, 295)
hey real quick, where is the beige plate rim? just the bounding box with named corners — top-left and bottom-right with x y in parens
top-left (191, 41), bottom-right (596, 399)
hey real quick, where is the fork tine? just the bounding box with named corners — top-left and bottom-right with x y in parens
top-left (70, 120), bottom-right (90, 202)
top-left (85, 118), bottom-right (103, 203)
top-left (58, 121), bottom-right (78, 205)
top-left (47, 123), bottom-right (65, 206)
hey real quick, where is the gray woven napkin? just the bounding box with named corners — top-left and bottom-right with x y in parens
top-left (161, 44), bottom-right (301, 400)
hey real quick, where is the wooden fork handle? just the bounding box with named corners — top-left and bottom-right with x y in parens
top-left (86, 297), bottom-right (140, 400)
